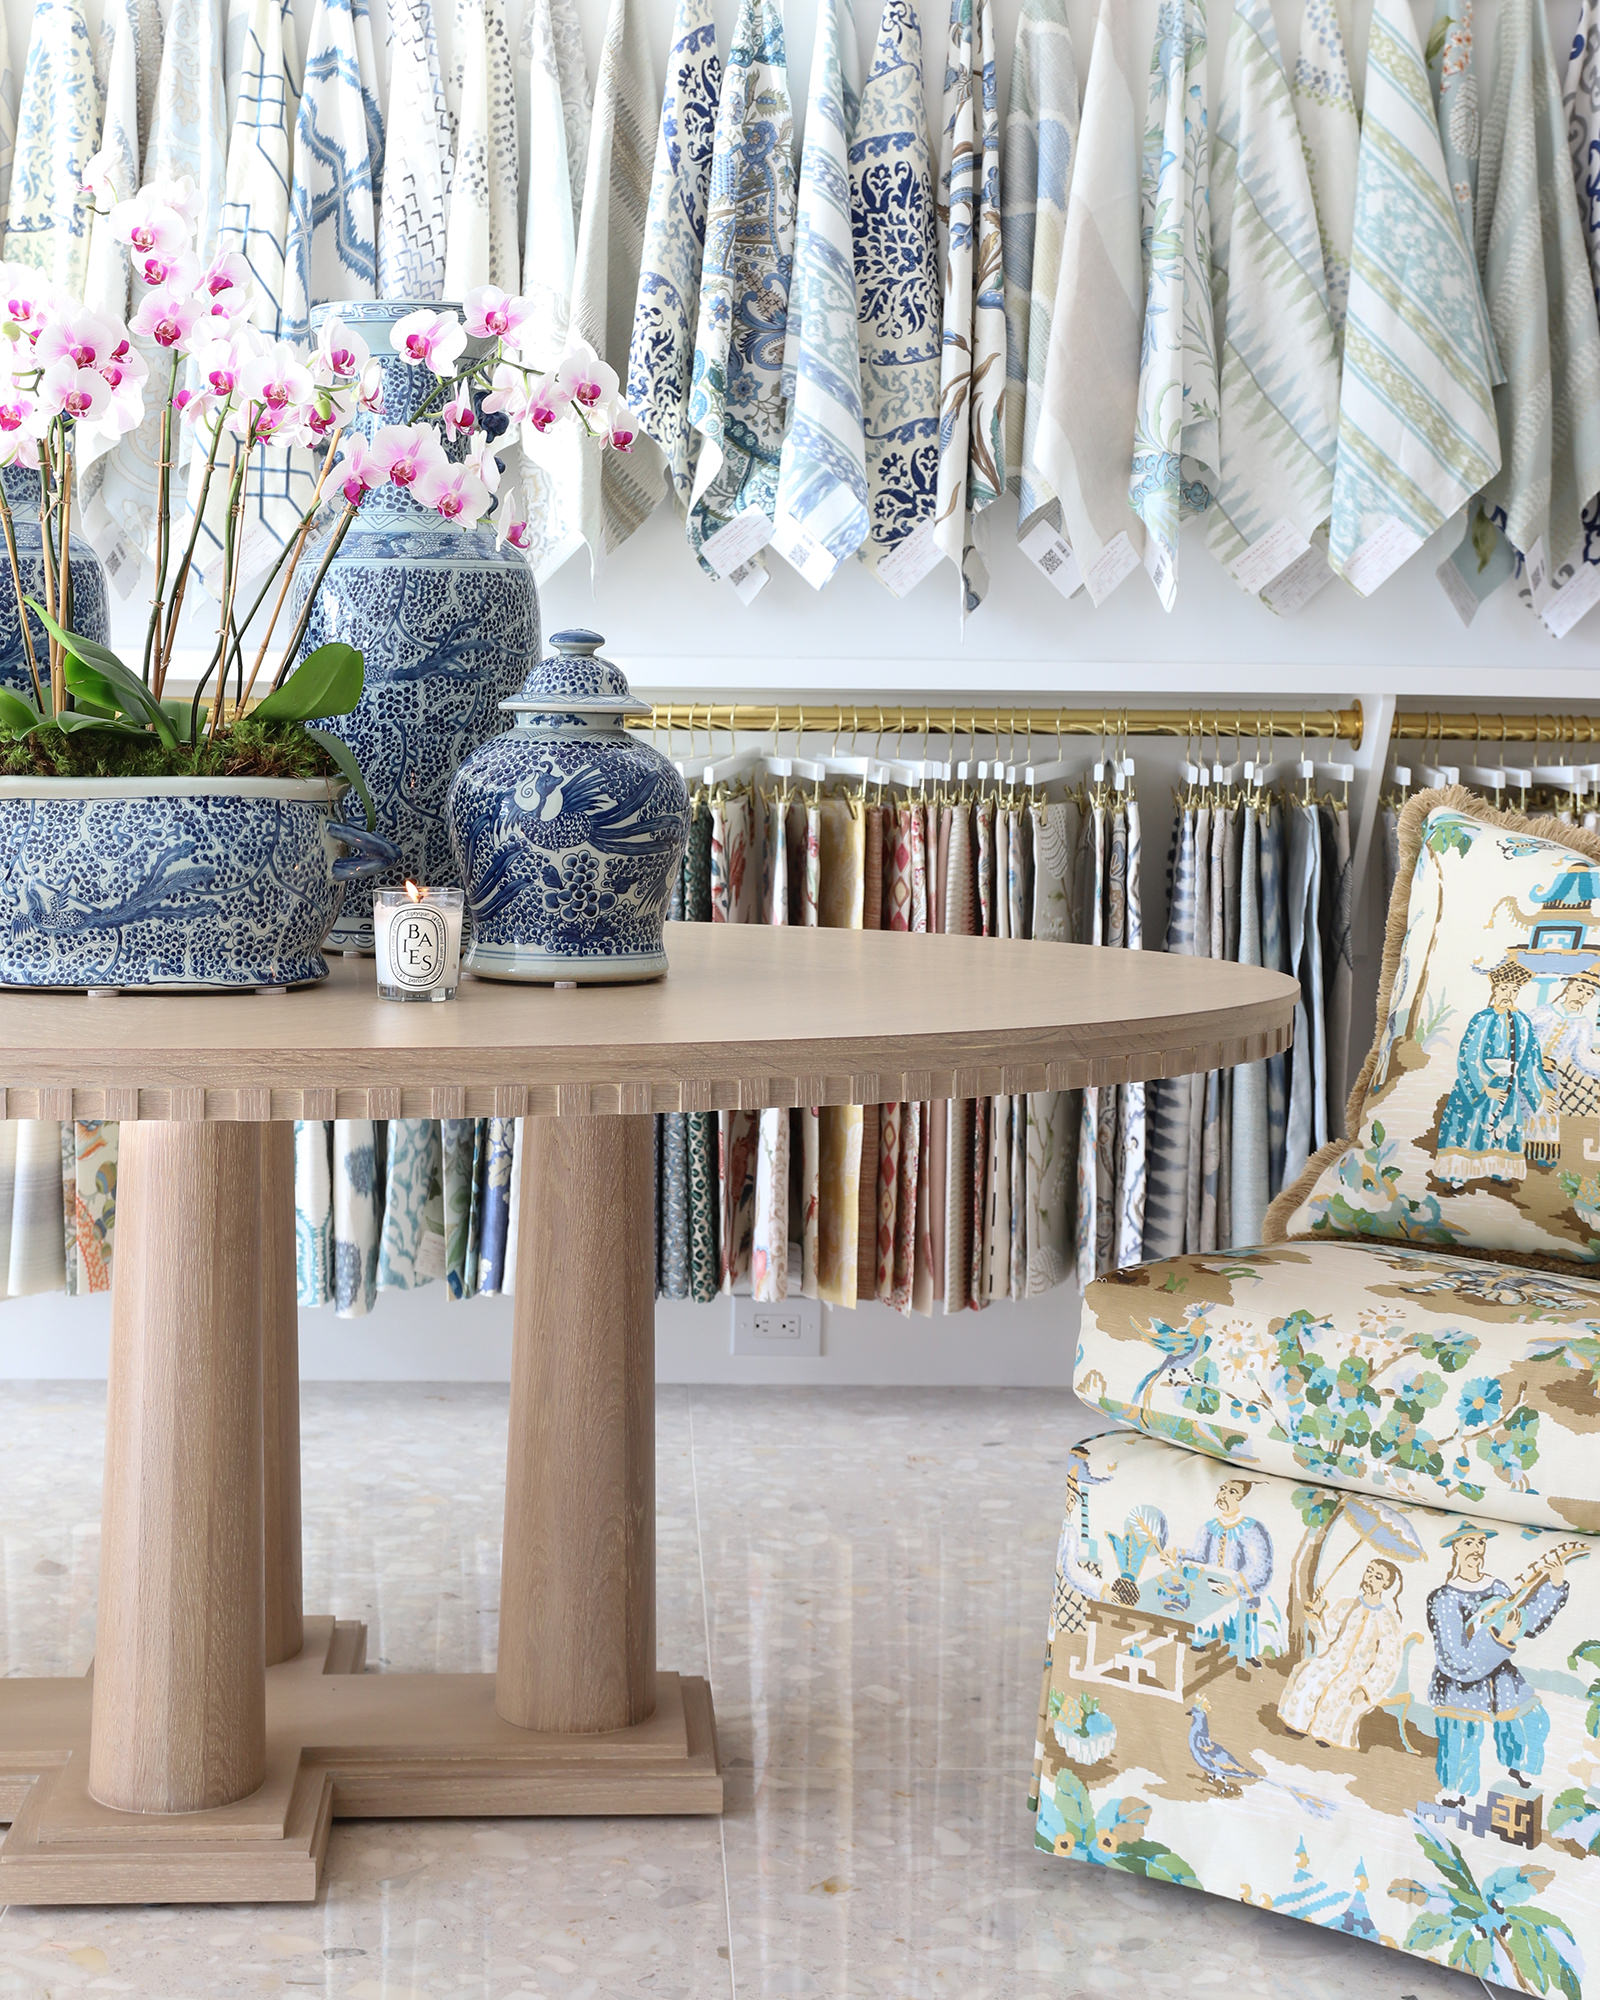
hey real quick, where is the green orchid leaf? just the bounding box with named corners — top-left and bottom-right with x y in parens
top-left (304, 726), bottom-right (375, 831)
top-left (255, 643), bottom-right (364, 723)
top-left (0, 686), bottom-right (44, 736)
top-left (63, 657), bottom-right (120, 717)
top-left (25, 597), bottom-right (176, 746)
top-left (54, 710), bottom-right (159, 740)
top-left (159, 698), bottom-right (197, 745)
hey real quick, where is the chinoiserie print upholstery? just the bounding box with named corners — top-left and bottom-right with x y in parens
top-left (1038, 791), bottom-right (1600, 1991)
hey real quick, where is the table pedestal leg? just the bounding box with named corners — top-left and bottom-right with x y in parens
top-left (497, 1115), bottom-right (656, 1733)
top-left (261, 1123), bottom-right (304, 1669)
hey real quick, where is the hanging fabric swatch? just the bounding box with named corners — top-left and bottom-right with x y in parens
top-left (1001, 0), bottom-right (1079, 548)
top-left (568, 0), bottom-right (668, 569)
top-left (1282, 797), bottom-right (1327, 1185)
top-left (444, 0), bottom-right (519, 294)
top-left (1114, 791), bottom-right (1146, 1266)
top-left (773, 0), bottom-right (866, 589)
top-left (1033, 0), bottom-right (1149, 606)
top-left (0, 6), bottom-right (19, 226)
top-left (1207, 0), bottom-right (1339, 599)
top-left (751, 788), bottom-right (791, 1300)
top-left (376, 1120), bottom-right (445, 1291)
top-left (282, 0), bottom-right (381, 339)
top-left (855, 802), bottom-right (884, 1300)
top-left (1259, 792), bottom-right (1290, 1195)
top-left (1130, 0), bottom-right (1216, 611)
top-left (6, 1122), bottom-right (65, 1300)
top-left (628, 0), bottom-right (720, 507)
top-left (1141, 800), bottom-right (1196, 1258)
top-left (1291, 0), bottom-right (1359, 342)
top-left (476, 1119), bottom-right (516, 1296)
top-left (1024, 796), bottom-right (1077, 1291)
top-left (968, 793), bottom-right (994, 1309)
top-left (1567, 0), bottom-right (1600, 310)
top-left (681, 799), bottom-right (720, 1301)
top-left (793, 795), bottom-right (822, 1295)
top-left (218, 0), bottom-right (300, 333)
top-left (1320, 794), bottom-right (1353, 1121)
top-left (1005, 803), bottom-right (1031, 1297)
top-left (380, 0), bottom-right (452, 299)
top-left (852, 0), bottom-right (940, 594)
top-left (686, 0), bottom-right (796, 595)
top-left (66, 1122), bottom-right (116, 1295)
top-left (1074, 797), bottom-right (1105, 1287)
top-left (711, 788), bottom-right (759, 1290)
top-left (4, 0), bottom-right (102, 293)
top-left (1427, 1), bottom-right (1480, 246)
top-left (443, 1118), bottom-right (482, 1299)
top-left (146, 0), bottom-right (229, 261)
top-left (981, 803), bottom-right (1012, 1301)
top-left (942, 799), bottom-right (976, 1310)
top-left (295, 1120), bottom-right (333, 1305)
top-left (659, 1109), bottom-right (691, 1299)
top-left (816, 798), bottom-right (865, 1307)
top-left (1230, 800), bottom-right (1270, 1244)
top-left (883, 804), bottom-right (925, 1313)
top-left (931, 0), bottom-right (1005, 615)
top-left (1327, 0), bottom-right (1500, 597)
top-left (924, 797), bottom-right (950, 1306)
top-left (332, 1119), bottom-right (381, 1316)
top-left (81, 0), bottom-right (158, 319)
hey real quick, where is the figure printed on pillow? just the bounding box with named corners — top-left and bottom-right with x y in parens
top-left (1435, 958), bottom-right (1551, 1186)
top-left (1525, 964), bottom-right (1600, 1163)
top-left (1177, 1476), bottom-right (1273, 1667)
top-left (1426, 1524), bottom-right (1572, 1809)
top-left (1277, 1557), bottom-right (1404, 1750)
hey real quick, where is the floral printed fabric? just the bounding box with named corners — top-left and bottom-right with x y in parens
top-left (1275, 793), bottom-right (1600, 1268)
top-left (1034, 1427), bottom-right (1600, 1994)
top-left (773, 0), bottom-right (866, 590)
top-left (629, 0), bottom-right (720, 506)
top-left (282, 0), bottom-right (382, 339)
top-left (1001, 0), bottom-right (1078, 543)
top-left (66, 1121), bottom-right (116, 1295)
top-left (1130, 0), bottom-right (1217, 613)
top-left (686, 0), bottom-right (796, 591)
top-left (751, 789), bottom-right (790, 1300)
top-left (4, 0), bottom-right (102, 293)
top-left (1291, 0), bottom-right (1359, 343)
top-left (375, 1119), bottom-right (445, 1291)
top-left (931, 0), bottom-right (1005, 615)
top-left (1025, 799), bottom-right (1078, 1292)
top-left (379, 0), bottom-right (452, 299)
top-left (852, 0), bottom-right (940, 592)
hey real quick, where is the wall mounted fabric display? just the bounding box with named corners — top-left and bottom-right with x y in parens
top-left (443, 0), bottom-right (519, 298)
top-left (281, 0), bottom-right (382, 341)
top-left (380, 0), bottom-right (452, 300)
top-left (4, 0), bottom-right (102, 293)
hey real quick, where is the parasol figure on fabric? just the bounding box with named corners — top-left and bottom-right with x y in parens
top-left (1278, 1557), bottom-right (1403, 1749)
top-left (1435, 958), bottom-right (1551, 1185)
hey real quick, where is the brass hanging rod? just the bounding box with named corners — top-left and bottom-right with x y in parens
top-left (626, 702), bottom-right (1365, 742)
top-left (1391, 711), bottom-right (1600, 745)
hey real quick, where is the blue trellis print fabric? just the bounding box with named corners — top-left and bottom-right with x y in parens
top-left (628, 0), bottom-right (721, 507)
top-left (772, 0), bottom-right (867, 589)
top-left (851, 0), bottom-right (941, 592)
top-left (282, 0), bottom-right (382, 340)
top-left (379, 0), bottom-right (452, 300)
top-left (4, 0), bottom-right (103, 293)
top-left (685, 0), bottom-right (797, 590)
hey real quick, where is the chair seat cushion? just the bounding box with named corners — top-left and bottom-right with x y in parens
top-left (1075, 1239), bottom-right (1600, 1533)
top-left (1032, 1430), bottom-right (1600, 1991)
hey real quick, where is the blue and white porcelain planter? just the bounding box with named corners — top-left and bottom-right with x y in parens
top-left (0, 466), bottom-right (109, 697)
top-left (447, 631), bottom-right (690, 983)
top-left (0, 777), bottom-right (396, 990)
top-left (291, 300), bottom-right (539, 953)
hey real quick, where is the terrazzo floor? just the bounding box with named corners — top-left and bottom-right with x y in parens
top-left (0, 1381), bottom-right (1514, 2000)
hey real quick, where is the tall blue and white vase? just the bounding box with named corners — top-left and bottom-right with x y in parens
top-left (0, 465), bottom-right (109, 696)
top-left (290, 300), bottom-right (539, 951)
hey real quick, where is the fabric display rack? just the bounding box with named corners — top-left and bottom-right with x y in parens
top-left (3, 695), bottom-right (1590, 1330)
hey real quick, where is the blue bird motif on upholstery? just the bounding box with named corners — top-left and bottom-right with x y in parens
top-left (1187, 1698), bottom-right (1258, 1794)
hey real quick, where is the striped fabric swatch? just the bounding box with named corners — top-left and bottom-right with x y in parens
top-left (1291, 0), bottom-right (1359, 344)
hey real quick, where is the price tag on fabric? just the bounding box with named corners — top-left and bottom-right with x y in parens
top-left (772, 518), bottom-right (838, 591)
top-left (1542, 563), bottom-right (1600, 639)
top-left (725, 556), bottom-right (769, 604)
top-left (1019, 517), bottom-right (1083, 599)
top-left (700, 509), bottom-right (774, 579)
top-left (1082, 532), bottom-right (1141, 607)
top-left (1341, 516), bottom-right (1425, 596)
top-left (877, 517), bottom-right (944, 598)
top-left (1230, 520), bottom-right (1311, 596)
top-left (1261, 541), bottom-right (1336, 617)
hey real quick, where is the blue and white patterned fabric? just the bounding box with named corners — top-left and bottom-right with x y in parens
top-left (1291, 0), bottom-right (1359, 346)
top-left (443, 0), bottom-right (520, 295)
top-left (282, 0), bottom-right (381, 340)
top-left (81, 0), bottom-right (158, 319)
top-left (772, 0), bottom-right (866, 589)
top-left (375, 1119), bottom-right (444, 1291)
top-left (851, 0), bottom-right (941, 592)
top-left (1000, 0), bottom-right (1078, 544)
top-left (4, 0), bottom-right (103, 293)
top-left (1327, 0), bottom-right (1500, 597)
top-left (475, 1118), bottom-right (515, 1295)
top-left (146, 0), bottom-right (228, 262)
top-left (332, 1117), bottom-right (380, 1316)
top-left (628, 0), bottom-right (720, 508)
top-left (1206, 0), bottom-right (1339, 594)
top-left (0, 5), bottom-right (20, 226)
top-left (1129, 0), bottom-right (1217, 614)
top-left (685, 0), bottom-right (796, 589)
top-left (220, 0), bottom-right (299, 332)
top-left (1561, 0), bottom-right (1600, 604)
top-left (379, 0), bottom-right (451, 299)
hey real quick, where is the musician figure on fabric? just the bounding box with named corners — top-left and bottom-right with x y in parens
top-left (1427, 1523), bottom-right (1579, 1809)
top-left (1435, 958), bottom-right (1551, 1186)
top-left (1173, 1477), bottom-right (1274, 1668)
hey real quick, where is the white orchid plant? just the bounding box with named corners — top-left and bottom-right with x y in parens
top-left (0, 156), bottom-right (629, 786)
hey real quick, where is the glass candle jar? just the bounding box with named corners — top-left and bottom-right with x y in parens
top-left (373, 885), bottom-right (464, 1002)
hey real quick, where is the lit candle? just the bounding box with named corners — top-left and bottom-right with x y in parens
top-left (373, 883), bottom-right (464, 1002)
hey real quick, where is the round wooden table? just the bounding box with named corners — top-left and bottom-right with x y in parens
top-left (0, 926), bottom-right (1295, 1903)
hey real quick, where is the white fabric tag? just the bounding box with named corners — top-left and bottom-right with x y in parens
top-left (1341, 517), bottom-right (1425, 596)
top-left (1525, 535), bottom-right (1553, 612)
top-left (1082, 531), bottom-right (1140, 607)
top-left (701, 509), bottom-right (774, 578)
top-left (771, 518), bottom-right (838, 591)
top-left (1435, 552), bottom-right (1484, 628)
top-left (1230, 519), bottom-right (1311, 596)
top-left (1262, 542), bottom-right (1336, 616)
top-left (1019, 517), bottom-right (1083, 598)
top-left (876, 516), bottom-right (944, 597)
top-left (725, 555), bottom-right (769, 603)
top-left (1543, 563), bottom-right (1600, 638)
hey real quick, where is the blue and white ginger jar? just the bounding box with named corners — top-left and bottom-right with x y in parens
top-left (291, 300), bottom-right (538, 952)
top-left (447, 631), bottom-right (690, 983)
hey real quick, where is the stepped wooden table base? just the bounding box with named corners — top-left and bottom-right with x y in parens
top-left (0, 1622), bottom-right (720, 1904)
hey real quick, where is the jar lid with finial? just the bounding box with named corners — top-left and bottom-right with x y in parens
top-left (503, 628), bottom-right (652, 717)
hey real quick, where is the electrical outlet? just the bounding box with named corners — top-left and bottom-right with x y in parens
top-left (731, 1296), bottom-right (823, 1357)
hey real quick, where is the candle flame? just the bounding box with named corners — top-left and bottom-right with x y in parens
top-left (404, 880), bottom-right (425, 902)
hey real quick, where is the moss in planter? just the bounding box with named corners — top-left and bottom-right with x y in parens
top-left (0, 713), bottom-right (342, 782)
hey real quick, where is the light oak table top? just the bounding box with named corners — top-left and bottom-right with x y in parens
top-left (0, 926), bottom-right (1298, 1122)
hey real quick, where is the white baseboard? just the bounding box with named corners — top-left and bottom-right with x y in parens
top-left (0, 1286), bottom-right (1079, 1387)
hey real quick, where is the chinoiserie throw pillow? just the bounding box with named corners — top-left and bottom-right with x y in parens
top-left (1267, 787), bottom-right (1600, 1268)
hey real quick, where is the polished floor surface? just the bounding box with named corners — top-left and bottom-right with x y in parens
top-left (0, 1381), bottom-right (1510, 2000)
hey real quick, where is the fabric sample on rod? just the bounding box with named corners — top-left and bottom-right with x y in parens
top-left (1033, 0), bottom-right (1150, 604)
top-left (628, 0), bottom-right (720, 506)
top-left (1114, 796), bottom-right (1146, 1267)
top-left (853, 0), bottom-right (941, 591)
top-left (942, 800), bottom-right (976, 1310)
top-left (1001, 0), bottom-right (1078, 544)
top-left (1207, 0), bottom-right (1339, 591)
top-left (1141, 805), bottom-right (1196, 1258)
top-left (751, 789), bottom-right (790, 1302)
top-left (476, 1118), bottom-right (515, 1295)
top-left (376, 1119), bottom-right (445, 1291)
top-left (1327, 0), bottom-right (1500, 595)
top-left (146, 0), bottom-right (229, 261)
top-left (282, 0), bottom-right (381, 338)
top-left (773, 0), bottom-right (866, 588)
top-left (1129, 0), bottom-right (1217, 611)
top-left (331, 1118), bottom-right (380, 1317)
top-left (380, 0), bottom-right (452, 299)
top-left (711, 789), bottom-right (758, 1292)
top-left (295, 1120), bottom-right (333, 1306)
top-left (1291, 0), bottom-right (1359, 341)
top-left (1025, 798), bottom-right (1077, 1292)
top-left (816, 797), bottom-right (865, 1308)
top-left (4, 0), bottom-right (102, 292)
top-left (1074, 801), bottom-right (1105, 1288)
top-left (794, 798), bottom-right (822, 1296)
top-left (686, 0), bottom-right (795, 590)
top-left (931, 0), bottom-right (1005, 614)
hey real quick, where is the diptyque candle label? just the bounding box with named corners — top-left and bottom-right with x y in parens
top-left (385, 908), bottom-right (450, 988)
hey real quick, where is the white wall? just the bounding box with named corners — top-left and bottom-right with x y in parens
top-left (0, 0), bottom-right (1590, 1381)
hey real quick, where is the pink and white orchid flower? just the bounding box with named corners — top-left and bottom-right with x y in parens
top-left (481, 361), bottom-right (531, 426)
top-left (79, 147), bottom-right (123, 211)
top-left (237, 344), bottom-right (315, 414)
top-left (413, 461), bottom-right (491, 526)
top-left (334, 433), bottom-right (388, 505)
top-left (356, 359), bottom-right (385, 414)
top-left (553, 342), bottom-right (617, 413)
top-left (366, 423), bottom-right (450, 492)
top-left (35, 309), bottom-right (121, 372)
top-left (109, 190), bottom-right (191, 265)
top-left (39, 358), bottom-right (110, 423)
top-left (390, 308), bottom-right (467, 376)
top-left (441, 385), bottom-right (477, 438)
top-left (465, 434), bottom-right (500, 493)
top-left (462, 287), bottom-right (531, 345)
top-left (314, 317), bottom-right (370, 384)
top-left (494, 480), bottom-right (533, 554)
top-left (130, 286), bottom-right (205, 350)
